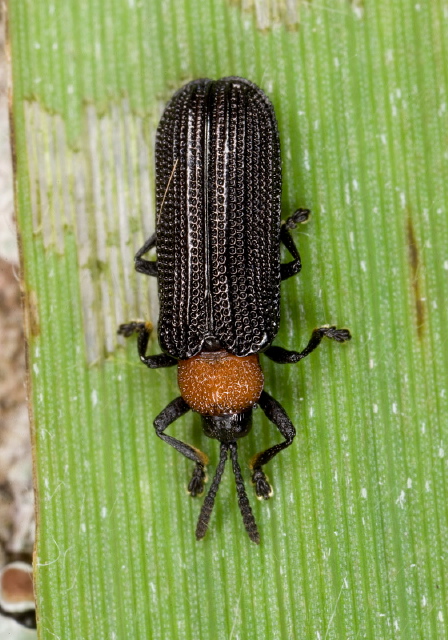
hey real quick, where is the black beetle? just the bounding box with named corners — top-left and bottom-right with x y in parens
top-left (119, 77), bottom-right (351, 544)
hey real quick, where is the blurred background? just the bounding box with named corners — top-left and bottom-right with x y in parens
top-left (0, 7), bottom-right (36, 638)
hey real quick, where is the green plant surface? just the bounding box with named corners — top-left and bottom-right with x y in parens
top-left (9, 0), bottom-right (448, 638)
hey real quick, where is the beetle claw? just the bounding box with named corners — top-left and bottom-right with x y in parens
top-left (324, 326), bottom-right (352, 343)
top-left (285, 208), bottom-right (310, 230)
top-left (188, 464), bottom-right (207, 497)
top-left (117, 321), bottom-right (146, 337)
top-left (252, 468), bottom-right (273, 500)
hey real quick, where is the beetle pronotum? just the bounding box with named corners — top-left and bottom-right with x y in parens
top-left (119, 77), bottom-right (351, 543)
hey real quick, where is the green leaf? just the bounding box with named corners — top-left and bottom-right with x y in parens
top-left (10, 0), bottom-right (448, 638)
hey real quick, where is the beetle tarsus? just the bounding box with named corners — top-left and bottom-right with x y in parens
top-left (188, 464), bottom-right (207, 497)
top-left (285, 208), bottom-right (310, 229)
top-left (323, 326), bottom-right (352, 342)
top-left (252, 468), bottom-right (273, 500)
top-left (117, 321), bottom-right (148, 338)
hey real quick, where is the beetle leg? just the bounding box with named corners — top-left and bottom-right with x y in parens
top-left (117, 321), bottom-right (177, 368)
top-left (264, 326), bottom-right (352, 364)
top-left (280, 208), bottom-right (310, 281)
top-left (154, 397), bottom-right (209, 496)
top-left (135, 232), bottom-right (158, 277)
top-left (249, 391), bottom-right (296, 499)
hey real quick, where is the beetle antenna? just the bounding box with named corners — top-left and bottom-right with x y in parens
top-left (196, 442), bottom-right (229, 540)
top-left (229, 442), bottom-right (260, 544)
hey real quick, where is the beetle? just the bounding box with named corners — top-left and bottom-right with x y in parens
top-left (119, 77), bottom-right (351, 544)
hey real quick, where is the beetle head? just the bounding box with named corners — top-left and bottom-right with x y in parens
top-left (201, 410), bottom-right (252, 442)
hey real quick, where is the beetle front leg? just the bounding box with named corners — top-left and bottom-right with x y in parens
top-left (280, 208), bottom-right (310, 281)
top-left (264, 325), bottom-right (351, 364)
top-left (118, 321), bottom-right (177, 368)
top-left (154, 397), bottom-right (209, 496)
top-left (250, 391), bottom-right (296, 499)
